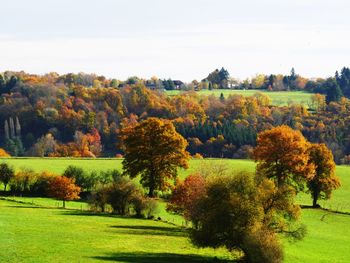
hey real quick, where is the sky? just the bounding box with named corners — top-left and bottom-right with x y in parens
top-left (1, 0), bottom-right (350, 81)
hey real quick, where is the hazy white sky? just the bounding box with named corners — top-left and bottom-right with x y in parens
top-left (1, 0), bottom-right (350, 81)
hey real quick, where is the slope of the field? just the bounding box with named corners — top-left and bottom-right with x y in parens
top-left (0, 199), bottom-right (235, 263)
top-left (165, 90), bottom-right (313, 106)
top-left (1, 158), bottom-right (349, 263)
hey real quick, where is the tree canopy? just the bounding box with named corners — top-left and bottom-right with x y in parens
top-left (253, 125), bottom-right (315, 189)
top-left (307, 143), bottom-right (341, 207)
top-left (120, 117), bottom-right (190, 197)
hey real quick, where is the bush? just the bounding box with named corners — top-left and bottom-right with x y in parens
top-left (242, 229), bottom-right (283, 263)
top-left (30, 171), bottom-right (57, 196)
top-left (9, 169), bottom-right (37, 194)
top-left (63, 165), bottom-right (98, 191)
top-left (106, 176), bottom-right (141, 215)
top-left (186, 172), bottom-right (304, 263)
top-left (142, 198), bottom-right (159, 219)
top-left (88, 187), bottom-right (110, 212)
top-left (132, 195), bottom-right (159, 218)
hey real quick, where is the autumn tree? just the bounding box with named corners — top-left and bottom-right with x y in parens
top-left (253, 125), bottom-right (315, 189)
top-left (0, 148), bottom-right (10, 157)
top-left (48, 176), bottom-right (81, 208)
top-left (0, 163), bottom-right (14, 191)
top-left (167, 173), bottom-right (206, 219)
top-left (307, 143), bottom-right (341, 207)
top-left (120, 118), bottom-right (190, 197)
top-left (186, 172), bottom-right (304, 263)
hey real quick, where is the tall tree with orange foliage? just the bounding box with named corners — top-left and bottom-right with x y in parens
top-left (307, 143), bottom-right (341, 207)
top-left (120, 118), bottom-right (190, 197)
top-left (48, 176), bottom-right (81, 208)
top-left (253, 125), bottom-right (315, 189)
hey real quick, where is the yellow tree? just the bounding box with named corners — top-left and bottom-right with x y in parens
top-left (307, 143), bottom-right (341, 207)
top-left (253, 125), bottom-right (315, 189)
top-left (120, 118), bottom-right (190, 197)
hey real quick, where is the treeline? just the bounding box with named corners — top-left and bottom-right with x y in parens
top-left (1, 69), bottom-right (350, 162)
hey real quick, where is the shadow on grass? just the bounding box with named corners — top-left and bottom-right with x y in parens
top-left (91, 252), bottom-right (235, 263)
top-left (110, 225), bottom-right (188, 237)
top-left (4, 205), bottom-right (56, 210)
top-left (60, 210), bottom-right (124, 218)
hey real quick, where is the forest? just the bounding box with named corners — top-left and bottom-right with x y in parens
top-left (1, 67), bottom-right (350, 163)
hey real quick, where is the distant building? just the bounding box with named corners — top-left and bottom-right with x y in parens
top-left (173, 80), bottom-right (185, 90)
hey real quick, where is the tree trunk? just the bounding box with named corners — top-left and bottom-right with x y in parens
top-left (148, 185), bottom-right (154, 198)
top-left (312, 191), bottom-right (319, 208)
top-left (148, 172), bottom-right (155, 197)
top-left (63, 200), bottom-right (66, 208)
top-left (4, 184), bottom-right (7, 191)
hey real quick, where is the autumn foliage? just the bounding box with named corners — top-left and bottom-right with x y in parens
top-left (48, 176), bottom-right (81, 208)
top-left (253, 125), bottom-right (315, 189)
top-left (120, 118), bottom-right (190, 197)
top-left (167, 173), bottom-right (206, 220)
top-left (0, 148), bottom-right (10, 157)
top-left (307, 143), bottom-right (341, 207)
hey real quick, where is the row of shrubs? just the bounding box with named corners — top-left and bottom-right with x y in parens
top-left (0, 163), bottom-right (159, 218)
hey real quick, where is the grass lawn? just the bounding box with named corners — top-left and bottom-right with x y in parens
top-left (0, 158), bottom-right (350, 262)
top-left (1, 199), bottom-right (349, 263)
top-left (0, 199), bottom-right (235, 263)
top-left (165, 90), bottom-right (313, 106)
top-left (1, 158), bottom-right (349, 212)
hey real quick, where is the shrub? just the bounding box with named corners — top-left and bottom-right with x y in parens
top-left (30, 171), bottom-right (57, 196)
top-left (142, 198), bottom-right (159, 219)
top-left (132, 195), bottom-right (159, 218)
top-left (88, 187), bottom-right (110, 212)
top-left (167, 173), bottom-right (206, 220)
top-left (0, 148), bottom-right (10, 157)
top-left (186, 172), bottom-right (304, 263)
top-left (63, 165), bottom-right (97, 191)
top-left (106, 177), bottom-right (141, 215)
top-left (242, 229), bottom-right (283, 263)
top-left (9, 169), bottom-right (37, 194)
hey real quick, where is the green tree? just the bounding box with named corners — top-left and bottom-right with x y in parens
top-left (0, 163), bottom-right (15, 191)
top-left (325, 78), bottom-right (343, 103)
top-left (187, 172), bottom-right (304, 263)
top-left (120, 118), bottom-right (190, 197)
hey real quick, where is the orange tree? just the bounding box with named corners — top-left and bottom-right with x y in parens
top-left (167, 173), bottom-right (206, 220)
top-left (48, 176), bottom-right (81, 208)
top-left (307, 143), bottom-right (341, 207)
top-left (120, 117), bottom-right (190, 197)
top-left (253, 125), bottom-right (315, 190)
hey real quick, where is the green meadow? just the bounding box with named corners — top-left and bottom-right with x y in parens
top-left (0, 158), bottom-right (349, 262)
top-left (165, 90), bottom-right (313, 106)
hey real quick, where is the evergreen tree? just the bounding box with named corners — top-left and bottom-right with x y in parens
top-left (4, 120), bottom-right (9, 141)
top-left (325, 78), bottom-right (343, 103)
top-left (9, 117), bottom-right (15, 139)
top-left (15, 117), bottom-right (21, 137)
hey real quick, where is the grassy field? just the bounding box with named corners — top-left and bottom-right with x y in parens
top-left (0, 158), bottom-right (349, 262)
top-left (165, 89), bottom-right (313, 106)
top-left (1, 158), bottom-right (348, 212)
top-left (0, 199), bottom-right (235, 263)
